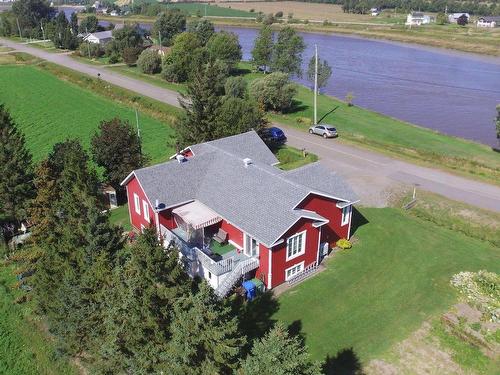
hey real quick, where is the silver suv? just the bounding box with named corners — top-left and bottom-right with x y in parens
top-left (308, 125), bottom-right (338, 138)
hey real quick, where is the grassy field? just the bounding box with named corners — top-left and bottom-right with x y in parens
top-left (0, 64), bottom-right (176, 164)
top-left (109, 204), bottom-right (132, 231)
top-left (102, 61), bottom-right (500, 185)
top-left (0, 264), bottom-right (78, 375)
top-left (273, 207), bottom-right (500, 364)
top-left (164, 3), bottom-right (254, 18)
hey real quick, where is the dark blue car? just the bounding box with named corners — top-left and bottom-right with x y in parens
top-left (259, 127), bottom-right (287, 146)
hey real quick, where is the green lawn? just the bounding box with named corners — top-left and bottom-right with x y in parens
top-left (109, 204), bottom-right (132, 231)
top-left (273, 207), bottom-right (500, 363)
top-left (164, 3), bottom-right (254, 18)
top-left (0, 65), bottom-right (175, 164)
top-left (274, 145), bottom-right (318, 170)
top-left (0, 264), bottom-right (78, 375)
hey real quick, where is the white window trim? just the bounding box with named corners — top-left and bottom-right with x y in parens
top-left (285, 261), bottom-right (305, 281)
top-left (143, 200), bottom-right (150, 223)
top-left (341, 206), bottom-right (351, 226)
top-left (140, 224), bottom-right (145, 233)
top-left (286, 230), bottom-right (307, 261)
top-left (134, 193), bottom-right (141, 215)
top-left (244, 233), bottom-right (260, 257)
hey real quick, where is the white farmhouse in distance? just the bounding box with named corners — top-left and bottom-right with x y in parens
top-left (83, 30), bottom-right (113, 45)
top-left (405, 12), bottom-right (431, 26)
top-left (477, 16), bottom-right (500, 28)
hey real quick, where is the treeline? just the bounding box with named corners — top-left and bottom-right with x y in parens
top-left (294, 0), bottom-right (500, 16)
top-left (0, 105), bottom-right (323, 374)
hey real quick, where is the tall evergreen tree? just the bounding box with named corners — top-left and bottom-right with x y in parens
top-left (251, 25), bottom-right (273, 72)
top-left (271, 26), bottom-right (306, 77)
top-left (90, 117), bottom-right (147, 199)
top-left (239, 322), bottom-right (321, 375)
top-left (50, 205), bottom-right (124, 355)
top-left (70, 12), bottom-right (78, 35)
top-left (164, 282), bottom-right (246, 375)
top-left (177, 60), bottom-right (227, 146)
top-left (94, 229), bottom-right (191, 374)
top-left (0, 104), bottom-right (35, 224)
top-left (187, 19), bottom-right (215, 46)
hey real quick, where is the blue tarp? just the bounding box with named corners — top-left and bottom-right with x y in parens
top-left (242, 280), bottom-right (256, 301)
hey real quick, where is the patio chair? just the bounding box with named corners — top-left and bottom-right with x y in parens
top-left (213, 228), bottom-right (228, 244)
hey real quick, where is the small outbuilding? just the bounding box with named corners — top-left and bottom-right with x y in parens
top-left (477, 16), bottom-right (500, 28)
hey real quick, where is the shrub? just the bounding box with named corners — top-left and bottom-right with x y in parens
top-left (249, 72), bottom-right (297, 113)
top-left (263, 13), bottom-right (275, 25)
top-left (137, 49), bottom-right (161, 74)
top-left (78, 42), bottom-right (103, 58)
top-left (275, 11), bottom-right (283, 18)
top-left (224, 76), bottom-right (247, 99)
top-left (296, 117), bottom-right (312, 126)
top-left (250, 8), bottom-right (255, 13)
top-left (108, 51), bottom-right (121, 64)
top-left (122, 47), bottom-right (143, 66)
top-left (336, 238), bottom-right (352, 249)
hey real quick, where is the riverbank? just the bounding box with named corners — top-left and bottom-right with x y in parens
top-left (87, 13), bottom-right (500, 57)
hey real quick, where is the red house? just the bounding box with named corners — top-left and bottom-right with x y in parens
top-left (121, 131), bottom-right (358, 297)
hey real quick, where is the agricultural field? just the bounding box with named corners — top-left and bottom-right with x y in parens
top-left (273, 206), bottom-right (500, 371)
top-left (218, 1), bottom-right (404, 23)
top-left (0, 64), bottom-right (176, 164)
top-left (163, 3), bottom-right (255, 18)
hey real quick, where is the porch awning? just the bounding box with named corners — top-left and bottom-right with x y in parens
top-left (172, 201), bottom-right (222, 230)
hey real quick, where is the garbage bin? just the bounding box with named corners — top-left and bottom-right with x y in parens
top-left (242, 280), bottom-right (256, 301)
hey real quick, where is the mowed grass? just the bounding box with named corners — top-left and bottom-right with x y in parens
top-left (0, 264), bottom-right (78, 375)
top-left (164, 3), bottom-right (254, 18)
top-left (109, 204), bottom-right (132, 232)
top-left (273, 207), bottom-right (500, 363)
top-left (0, 65), bottom-right (175, 164)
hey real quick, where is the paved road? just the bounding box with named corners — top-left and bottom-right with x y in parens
top-left (2, 38), bottom-right (500, 212)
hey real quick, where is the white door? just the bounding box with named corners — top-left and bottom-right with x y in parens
top-left (244, 233), bottom-right (259, 257)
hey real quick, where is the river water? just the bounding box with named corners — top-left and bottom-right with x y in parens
top-left (68, 9), bottom-right (500, 146)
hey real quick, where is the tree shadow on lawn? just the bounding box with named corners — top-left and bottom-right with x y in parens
top-left (231, 291), bottom-right (280, 353)
top-left (350, 207), bottom-right (369, 238)
top-left (323, 348), bottom-right (365, 375)
top-left (283, 99), bottom-right (308, 114)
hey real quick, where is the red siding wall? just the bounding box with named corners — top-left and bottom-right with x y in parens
top-left (255, 244), bottom-right (269, 286)
top-left (158, 209), bottom-right (177, 230)
top-left (221, 220), bottom-right (244, 248)
top-left (298, 194), bottom-right (350, 246)
top-left (269, 219), bottom-right (320, 288)
top-left (126, 176), bottom-right (156, 231)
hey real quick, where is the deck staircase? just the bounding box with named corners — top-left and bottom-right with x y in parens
top-left (215, 257), bottom-right (259, 298)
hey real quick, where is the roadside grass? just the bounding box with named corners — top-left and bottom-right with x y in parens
top-left (273, 207), bottom-right (500, 363)
top-left (109, 204), bottom-right (132, 232)
top-left (0, 263), bottom-right (78, 375)
top-left (274, 145), bottom-right (318, 170)
top-left (431, 320), bottom-right (497, 374)
top-left (0, 64), bottom-right (176, 164)
top-left (0, 45), bottom-right (14, 52)
top-left (394, 190), bottom-right (500, 248)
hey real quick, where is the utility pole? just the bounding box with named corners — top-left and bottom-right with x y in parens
top-left (40, 21), bottom-right (45, 41)
top-left (16, 17), bottom-right (22, 39)
top-left (313, 44), bottom-right (318, 125)
top-left (86, 27), bottom-right (91, 58)
top-left (135, 109), bottom-right (140, 139)
top-left (158, 31), bottom-right (162, 47)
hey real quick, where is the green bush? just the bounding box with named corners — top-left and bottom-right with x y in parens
top-left (137, 49), bottom-right (162, 74)
top-left (336, 238), bottom-right (352, 249)
top-left (249, 72), bottom-right (297, 113)
top-left (122, 47), bottom-right (143, 66)
top-left (224, 76), bottom-right (247, 99)
top-left (78, 42), bottom-right (103, 58)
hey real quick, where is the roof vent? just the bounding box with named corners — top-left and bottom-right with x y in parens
top-left (243, 158), bottom-right (253, 167)
top-left (176, 154), bottom-right (187, 163)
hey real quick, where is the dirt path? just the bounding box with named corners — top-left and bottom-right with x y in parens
top-left (2, 38), bottom-right (500, 212)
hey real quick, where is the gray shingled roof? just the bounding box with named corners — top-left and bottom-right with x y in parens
top-left (126, 131), bottom-right (357, 247)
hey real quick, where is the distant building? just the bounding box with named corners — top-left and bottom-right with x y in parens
top-left (148, 45), bottom-right (171, 57)
top-left (448, 13), bottom-right (470, 23)
top-left (477, 16), bottom-right (500, 28)
top-left (370, 8), bottom-right (380, 16)
top-left (405, 12), bottom-right (431, 26)
top-left (83, 30), bottom-right (113, 45)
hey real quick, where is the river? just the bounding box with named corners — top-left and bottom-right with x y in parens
top-left (66, 9), bottom-right (500, 146)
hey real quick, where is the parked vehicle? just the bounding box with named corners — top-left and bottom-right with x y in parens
top-left (309, 124), bottom-right (338, 138)
top-left (259, 127), bottom-right (287, 146)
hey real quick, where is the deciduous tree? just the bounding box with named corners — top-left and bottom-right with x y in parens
top-left (0, 105), bottom-right (35, 224)
top-left (251, 25), bottom-right (273, 72)
top-left (137, 48), bottom-right (162, 74)
top-left (91, 117), bottom-right (147, 199)
top-left (206, 31), bottom-right (242, 72)
top-left (250, 72), bottom-right (297, 113)
top-left (161, 32), bottom-right (202, 83)
top-left (152, 9), bottom-right (186, 46)
top-left (187, 18), bottom-right (215, 46)
top-left (215, 97), bottom-right (266, 139)
top-left (79, 14), bottom-right (98, 33)
top-left (271, 26), bottom-right (305, 77)
top-left (307, 55), bottom-right (332, 91)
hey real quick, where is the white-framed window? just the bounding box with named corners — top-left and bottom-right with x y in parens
top-left (286, 230), bottom-right (306, 261)
top-left (134, 193), bottom-right (141, 215)
top-left (341, 205), bottom-right (351, 226)
top-left (140, 224), bottom-right (145, 233)
top-left (285, 261), bottom-right (304, 281)
top-left (143, 200), bottom-right (150, 223)
top-left (244, 233), bottom-right (259, 257)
